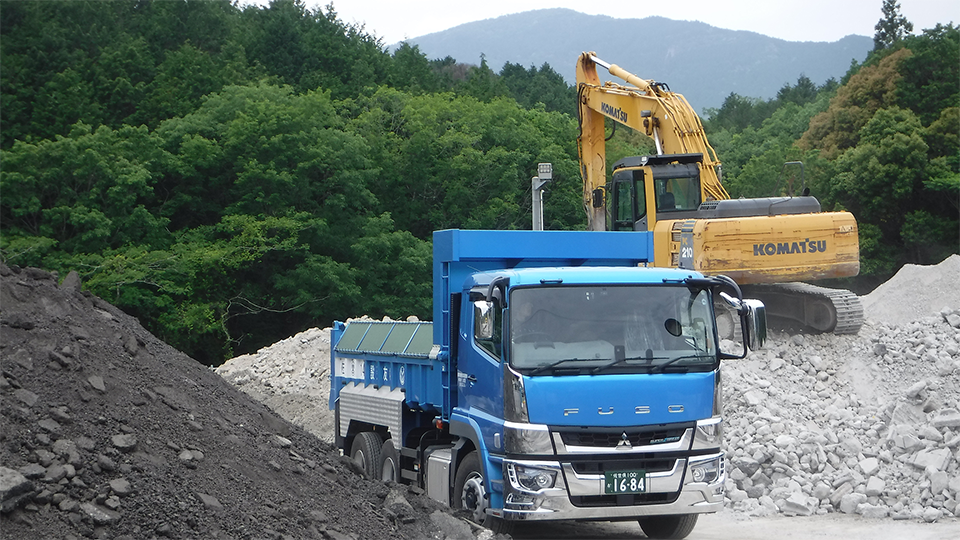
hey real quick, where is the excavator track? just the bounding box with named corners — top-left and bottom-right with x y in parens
top-left (742, 282), bottom-right (864, 335)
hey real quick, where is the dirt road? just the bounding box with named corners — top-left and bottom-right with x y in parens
top-left (509, 510), bottom-right (960, 539)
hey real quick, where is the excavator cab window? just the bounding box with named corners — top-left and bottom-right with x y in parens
top-left (654, 170), bottom-right (701, 213)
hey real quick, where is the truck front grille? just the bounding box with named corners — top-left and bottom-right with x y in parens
top-left (559, 427), bottom-right (687, 448)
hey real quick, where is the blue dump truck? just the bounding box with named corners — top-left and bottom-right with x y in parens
top-left (330, 229), bottom-right (765, 539)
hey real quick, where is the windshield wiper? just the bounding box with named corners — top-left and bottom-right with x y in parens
top-left (651, 354), bottom-right (713, 373)
top-left (589, 356), bottom-right (666, 374)
top-left (528, 358), bottom-right (586, 376)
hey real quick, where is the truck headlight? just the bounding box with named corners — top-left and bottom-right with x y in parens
top-left (507, 463), bottom-right (558, 491)
top-left (689, 455), bottom-right (723, 484)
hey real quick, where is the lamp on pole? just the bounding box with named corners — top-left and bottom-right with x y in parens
top-left (532, 163), bottom-right (552, 231)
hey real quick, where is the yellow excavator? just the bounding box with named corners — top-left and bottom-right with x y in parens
top-left (576, 52), bottom-right (863, 334)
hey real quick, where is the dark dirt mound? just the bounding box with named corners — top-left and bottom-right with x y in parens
top-left (0, 264), bottom-right (464, 540)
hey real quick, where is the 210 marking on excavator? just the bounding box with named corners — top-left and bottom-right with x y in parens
top-left (753, 240), bottom-right (828, 256)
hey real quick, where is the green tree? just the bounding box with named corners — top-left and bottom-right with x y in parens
top-left (895, 24), bottom-right (960, 126)
top-left (830, 107), bottom-right (944, 275)
top-left (1, 122), bottom-right (171, 260)
top-left (348, 88), bottom-right (581, 238)
top-left (776, 75), bottom-right (819, 107)
top-left (499, 62), bottom-right (575, 114)
top-left (458, 56), bottom-right (510, 103)
top-left (236, 0), bottom-right (389, 98)
top-left (716, 97), bottom-right (830, 198)
top-left (799, 48), bottom-right (911, 158)
top-left (388, 43), bottom-right (443, 93)
top-left (874, 0), bottom-right (914, 51)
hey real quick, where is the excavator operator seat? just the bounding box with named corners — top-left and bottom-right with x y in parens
top-left (659, 192), bottom-right (676, 211)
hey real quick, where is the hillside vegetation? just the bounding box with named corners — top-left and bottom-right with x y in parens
top-left (1, 0), bottom-right (957, 364)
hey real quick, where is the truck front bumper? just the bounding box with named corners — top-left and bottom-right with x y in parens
top-left (498, 452), bottom-right (724, 521)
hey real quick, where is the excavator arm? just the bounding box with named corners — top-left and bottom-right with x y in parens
top-left (576, 52), bottom-right (729, 230)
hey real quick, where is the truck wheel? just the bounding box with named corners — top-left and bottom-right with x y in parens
top-left (350, 431), bottom-right (381, 479)
top-left (380, 439), bottom-right (400, 483)
top-left (637, 514), bottom-right (698, 539)
top-left (453, 452), bottom-right (514, 534)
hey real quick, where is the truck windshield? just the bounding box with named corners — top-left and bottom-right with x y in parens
top-left (509, 285), bottom-right (716, 375)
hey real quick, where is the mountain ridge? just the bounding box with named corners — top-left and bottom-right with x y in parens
top-left (400, 8), bottom-right (873, 112)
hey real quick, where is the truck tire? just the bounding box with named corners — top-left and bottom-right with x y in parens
top-left (637, 514), bottom-right (698, 539)
top-left (453, 452), bottom-right (514, 535)
top-left (350, 431), bottom-right (381, 479)
top-left (379, 439), bottom-right (400, 483)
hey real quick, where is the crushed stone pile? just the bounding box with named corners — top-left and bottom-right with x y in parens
top-left (215, 327), bottom-right (336, 444)
top-left (861, 254), bottom-right (960, 327)
top-left (722, 254), bottom-right (960, 521)
top-left (214, 254), bottom-right (960, 525)
top-left (0, 264), bottom-right (497, 540)
top-left (722, 314), bottom-right (960, 521)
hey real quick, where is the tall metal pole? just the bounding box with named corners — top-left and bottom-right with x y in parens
top-left (532, 163), bottom-right (552, 231)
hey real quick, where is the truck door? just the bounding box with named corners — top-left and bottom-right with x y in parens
top-left (456, 295), bottom-right (505, 450)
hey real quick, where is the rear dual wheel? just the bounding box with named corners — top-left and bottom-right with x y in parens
top-left (350, 431), bottom-right (382, 479)
top-left (380, 439), bottom-right (400, 483)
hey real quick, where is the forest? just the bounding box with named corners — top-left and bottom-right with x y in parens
top-left (1, 0), bottom-right (957, 364)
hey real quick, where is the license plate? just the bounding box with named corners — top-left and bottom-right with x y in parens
top-left (604, 470), bottom-right (646, 494)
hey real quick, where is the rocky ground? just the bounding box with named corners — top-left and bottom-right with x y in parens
top-left (214, 255), bottom-right (960, 530)
top-left (4, 254), bottom-right (959, 540)
top-left (0, 263), bottom-right (500, 540)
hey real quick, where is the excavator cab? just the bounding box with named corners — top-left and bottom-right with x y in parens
top-left (609, 154), bottom-right (703, 231)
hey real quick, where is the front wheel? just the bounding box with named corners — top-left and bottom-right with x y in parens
top-left (638, 514), bottom-right (698, 539)
top-left (453, 452), bottom-right (514, 534)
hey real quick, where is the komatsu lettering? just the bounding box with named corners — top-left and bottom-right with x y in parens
top-left (753, 239), bottom-right (827, 256)
top-left (600, 102), bottom-right (628, 123)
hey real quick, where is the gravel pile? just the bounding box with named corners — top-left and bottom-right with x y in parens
top-left (215, 255), bottom-right (960, 526)
top-left (215, 327), bottom-right (336, 444)
top-left (0, 265), bottom-right (487, 540)
top-left (722, 314), bottom-right (960, 521)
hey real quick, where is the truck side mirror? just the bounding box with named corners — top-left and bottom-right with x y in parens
top-left (742, 299), bottom-right (767, 351)
top-left (474, 301), bottom-right (495, 340)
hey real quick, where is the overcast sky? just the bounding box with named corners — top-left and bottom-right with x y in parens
top-left (258, 0), bottom-right (954, 45)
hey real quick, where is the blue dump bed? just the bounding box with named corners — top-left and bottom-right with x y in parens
top-left (329, 320), bottom-right (442, 411)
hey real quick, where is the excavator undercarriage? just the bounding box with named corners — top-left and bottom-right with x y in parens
top-left (743, 283), bottom-right (864, 335)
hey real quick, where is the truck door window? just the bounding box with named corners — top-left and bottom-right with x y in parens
top-left (474, 298), bottom-right (503, 361)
